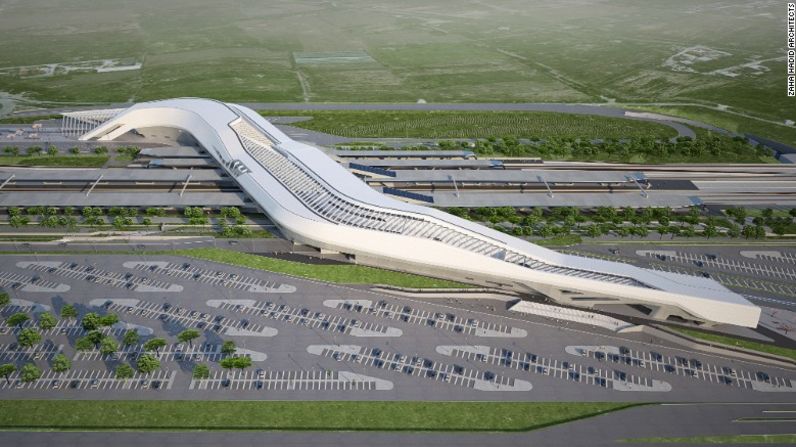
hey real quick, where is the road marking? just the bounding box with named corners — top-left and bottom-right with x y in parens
top-left (210, 299), bottom-right (402, 337)
top-left (308, 344), bottom-right (532, 392)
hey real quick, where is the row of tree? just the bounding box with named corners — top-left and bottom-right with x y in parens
top-left (0, 297), bottom-right (251, 382)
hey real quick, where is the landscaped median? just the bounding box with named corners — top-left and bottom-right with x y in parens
top-left (0, 155), bottom-right (108, 168)
top-left (175, 247), bottom-right (470, 289)
top-left (0, 401), bottom-right (634, 431)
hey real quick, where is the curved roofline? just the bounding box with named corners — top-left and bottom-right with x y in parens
top-left (73, 98), bottom-right (760, 327)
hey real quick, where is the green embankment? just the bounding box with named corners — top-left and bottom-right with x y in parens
top-left (0, 114), bottom-right (62, 124)
top-left (671, 327), bottom-right (796, 362)
top-left (0, 401), bottom-right (633, 432)
top-left (0, 155), bottom-right (108, 168)
top-left (176, 247), bottom-right (470, 288)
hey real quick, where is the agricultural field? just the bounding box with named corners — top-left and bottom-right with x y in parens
top-left (0, 0), bottom-right (790, 140)
top-left (259, 110), bottom-right (679, 140)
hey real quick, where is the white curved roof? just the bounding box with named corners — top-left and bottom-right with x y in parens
top-left (73, 98), bottom-right (760, 327)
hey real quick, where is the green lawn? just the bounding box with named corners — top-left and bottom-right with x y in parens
top-left (176, 247), bottom-right (470, 288)
top-left (0, 401), bottom-right (632, 431)
top-left (533, 235), bottom-right (583, 247)
top-left (0, 114), bottom-right (61, 124)
top-left (624, 434), bottom-right (796, 444)
top-left (259, 110), bottom-right (678, 140)
top-left (0, 155), bottom-right (108, 168)
top-left (671, 327), bottom-right (796, 362)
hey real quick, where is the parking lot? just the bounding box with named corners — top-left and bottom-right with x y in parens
top-left (324, 299), bottom-right (527, 338)
top-left (189, 369), bottom-right (393, 391)
top-left (436, 344), bottom-right (669, 392)
top-left (564, 345), bottom-right (795, 392)
top-left (567, 244), bottom-right (796, 309)
top-left (638, 250), bottom-right (796, 282)
top-left (97, 298), bottom-right (279, 337)
top-left (0, 270), bottom-right (69, 293)
top-left (0, 253), bottom-right (794, 402)
top-left (124, 261), bottom-right (295, 294)
top-left (18, 261), bottom-right (181, 293)
top-left (211, 299), bottom-right (402, 337)
top-left (0, 369), bottom-right (177, 391)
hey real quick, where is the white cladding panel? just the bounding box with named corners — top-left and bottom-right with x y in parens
top-left (77, 98), bottom-right (761, 328)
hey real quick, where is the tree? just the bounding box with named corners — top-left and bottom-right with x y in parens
top-left (122, 330), bottom-right (140, 347)
top-left (52, 353), bottom-right (71, 373)
top-left (177, 329), bottom-right (200, 348)
top-left (762, 208), bottom-right (774, 220)
top-left (727, 224), bottom-right (741, 238)
top-left (136, 353), bottom-right (160, 374)
top-left (69, 147), bottom-right (80, 155)
top-left (37, 312), bottom-right (57, 331)
top-left (585, 224), bottom-right (602, 238)
top-left (193, 363), bottom-right (210, 379)
top-left (20, 363), bottom-right (41, 383)
top-left (60, 304), bottom-right (78, 319)
top-left (0, 363), bottom-right (15, 384)
top-left (755, 225), bottom-right (767, 239)
top-left (86, 330), bottom-right (104, 347)
top-left (7, 312), bottom-right (29, 327)
top-left (220, 207), bottom-right (241, 219)
top-left (81, 312), bottom-right (101, 331)
top-left (703, 225), bottom-right (718, 239)
top-left (47, 146), bottom-right (58, 156)
top-left (221, 340), bottom-right (236, 356)
top-left (75, 336), bottom-right (95, 351)
top-left (9, 215), bottom-right (29, 228)
top-left (742, 225), bottom-right (756, 240)
top-left (143, 337), bottom-right (167, 354)
top-left (632, 226), bottom-right (649, 239)
top-left (99, 314), bottom-right (119, 327)
top-left (116, 364), bottom-right (135, 379)
top-left (0, 291), bottom-right (10, 308)
top-left (100, 336), bottom-right (119, 356)
top-left (220, 356), bottom-right (252, 370)
top-left (682, 226), bottom-right (697, 238)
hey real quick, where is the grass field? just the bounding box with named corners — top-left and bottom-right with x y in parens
top-left (259, 110), bottom-right (678, 140)
top-left (0, 401), bottom-right (632, 431)
top-left (0, 0), bottom-right (790, 141)
top-left (671, 327), bottom-right (796, 362)
top-left (0, 114), bottom-right (61, 124)
top-left (176, 247), bottom-right (470, 288)
top-left (0, 155), bottom-right (108, 167)
top-left (627, 105), bottom-right (796, 147)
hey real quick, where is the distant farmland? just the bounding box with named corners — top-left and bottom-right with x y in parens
top-left (0, 0), bottom-right (790, 140)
